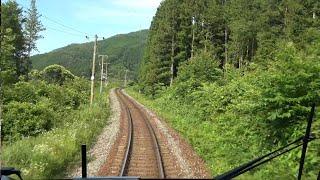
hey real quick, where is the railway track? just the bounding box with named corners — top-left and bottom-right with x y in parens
top-left (115, 89), bottom-right (165, 178)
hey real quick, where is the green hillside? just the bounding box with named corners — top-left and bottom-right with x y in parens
top-left (31, 29), bottom-right (148, 80)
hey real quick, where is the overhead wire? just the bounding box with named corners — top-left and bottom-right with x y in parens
top-left (19, 4), bottom-right (95, 39)
top-left (46, 26), bottom-right (88, 37)
top-left (42, 15), bottom-right (93, 37)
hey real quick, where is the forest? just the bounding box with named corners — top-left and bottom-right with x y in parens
top-left (31, 30), bottom-right (148, 81)
top-left (1, 0), bottom-right (319, 179)
top-left (132, 0), bottom-right (320, 179)
top-left (1, 1), bottom-right (110, 178)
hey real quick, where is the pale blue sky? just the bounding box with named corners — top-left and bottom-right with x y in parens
top-left (9, 0), bottom-right (162, 54)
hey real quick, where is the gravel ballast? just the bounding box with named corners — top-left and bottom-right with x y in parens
top-left (70, 89), bottom-right (121, 177)
top-left (122, 90), bottom-right (211, 178)
top-left (70, 88), bottom-right (211, 178)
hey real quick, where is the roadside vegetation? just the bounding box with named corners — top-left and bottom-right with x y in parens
top-left (127, 43), bottom-right (320, 178)
top-left (134, 0), bottom-right (320, 179)
top-left (1, 64), bottom-right (111, 179)
top-left (1, 0), bottom-right (319, 179)
top-left (0, 1), bottom-right (111, 178)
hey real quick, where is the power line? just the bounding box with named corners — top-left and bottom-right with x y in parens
top-left (19, 2), bottom-right (110, 46)
top-left (46, 26), bottom-right (88, 37)
top-left (19, 4), bottom-right (94, 38)
top-left (42, 15), bottom-right (92, 36)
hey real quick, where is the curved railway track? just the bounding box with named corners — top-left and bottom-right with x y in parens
top-left (115, 89), bottom-right (165, 178)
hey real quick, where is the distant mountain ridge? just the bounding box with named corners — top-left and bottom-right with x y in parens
top-left (31, 29), bottom-right (148, 80)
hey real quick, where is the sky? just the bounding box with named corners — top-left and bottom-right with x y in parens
top-left (9, 0), bottom-right (162, 54)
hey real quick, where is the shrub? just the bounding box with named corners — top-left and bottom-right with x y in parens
top-left (0, 69), bottom-right (17, 86)
top-left (1, 90), bottom-right (110, 179)
top-left (2, 69), bottom-right (89, 142)
top-left (3, 81), bottom-right (40, 104)
top-left (176, 51), bottom-right (223, 84)
top-left (40, 64), bottom-right (75, 85)
top-left (2, 99), bottom-right (55, 141)
top-left (127, 42), bottom-right (320, 179)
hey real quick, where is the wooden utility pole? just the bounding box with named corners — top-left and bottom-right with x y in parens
top-left (105, 61), bottom-right (109, 86)
top-left (90, 35), bottom-right (98, 106)
top-left (98, 55), bottom-right (108, 94)
top-left (99, 56), bottom-right (104, 94)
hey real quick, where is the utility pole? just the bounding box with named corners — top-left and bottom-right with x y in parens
top-left (99, 56), bottom-right (104, 94)
top-left (90, 35), bottom-right (98, 106)
top-left (124, 69), bottom-right (128, 87)
top-left (105, 61), bottom-right (110, 86)
top-left (98, 55), bottom-right (108, 94)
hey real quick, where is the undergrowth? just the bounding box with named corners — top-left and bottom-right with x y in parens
top-left (1, 89), bottom-right (111, 179)
top-left (128, 42), bottom-right (320, 179)
top-left (126, 88), bottom-right (319, 179)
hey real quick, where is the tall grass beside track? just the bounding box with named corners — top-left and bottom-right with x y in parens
top-left (1, 89), bottom-right (111, 179)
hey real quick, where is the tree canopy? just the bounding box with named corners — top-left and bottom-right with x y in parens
top-left (139, 0), bottom-right (320, 93)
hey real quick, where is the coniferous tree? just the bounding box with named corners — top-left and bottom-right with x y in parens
top-left (227, 0), bottom-right (260, 68)
top-left (1, 1), bottom-right (27, 78)
top-left (25, 0), bottom-right (45, 57)
top-left (139, 0), bottom-right (320, 94)
top-left (203, 0), bottom-right (225, 63)
top-left (0, 28), bottom-right (16, 85)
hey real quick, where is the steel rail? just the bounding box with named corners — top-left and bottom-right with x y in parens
top-left (115, 89), bottom-right (133, 176)
top-left (141, 110), bottom-right (165, 178)
top-left (117, 89), bottom-right (165, 178)
top-left (119, 106), bottom-right (133, 176)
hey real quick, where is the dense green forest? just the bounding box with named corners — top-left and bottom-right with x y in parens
top-left (31, 30), bottom-right (148, 81)
top-left (1, 0), bottom-right (319, 179)
top-left (134, 0), bottom-right (320, 179)
top-left (140, 0), bottom-right (320, 90)
top-left (1, 1), bottom-right (111, 178)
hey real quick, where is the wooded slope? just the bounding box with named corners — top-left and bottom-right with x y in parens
top-left (31, 30), bottom-right (148, 80)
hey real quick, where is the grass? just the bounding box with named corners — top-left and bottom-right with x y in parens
top-left (125, 87), bottom-right (320, 180)
top-left (1, 88), bottom-right (111, 179)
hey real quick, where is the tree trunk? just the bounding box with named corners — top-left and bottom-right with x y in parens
top-left (170, 35), bottom-right (175, 87)
top-left (251, 38), bottom-right (254, 61)
top-left (0, 99), bottom-right (2, 147)
top-left (224, 27), bottom-right (228, 72)
top-left (313, 12), bottom-right (316, 19)
top-left (205, 32), bottom-right (208, 52)
top-left (284, 6), bottom-right (289, 36)
top-left (239, 54), bottom-right (242, 69)
top-left (246, 44), bottom-right (249, 63)
top-left (284, 6), bottom-right (288, 26)
top-left (191, 25), bottom-right (195, 59)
